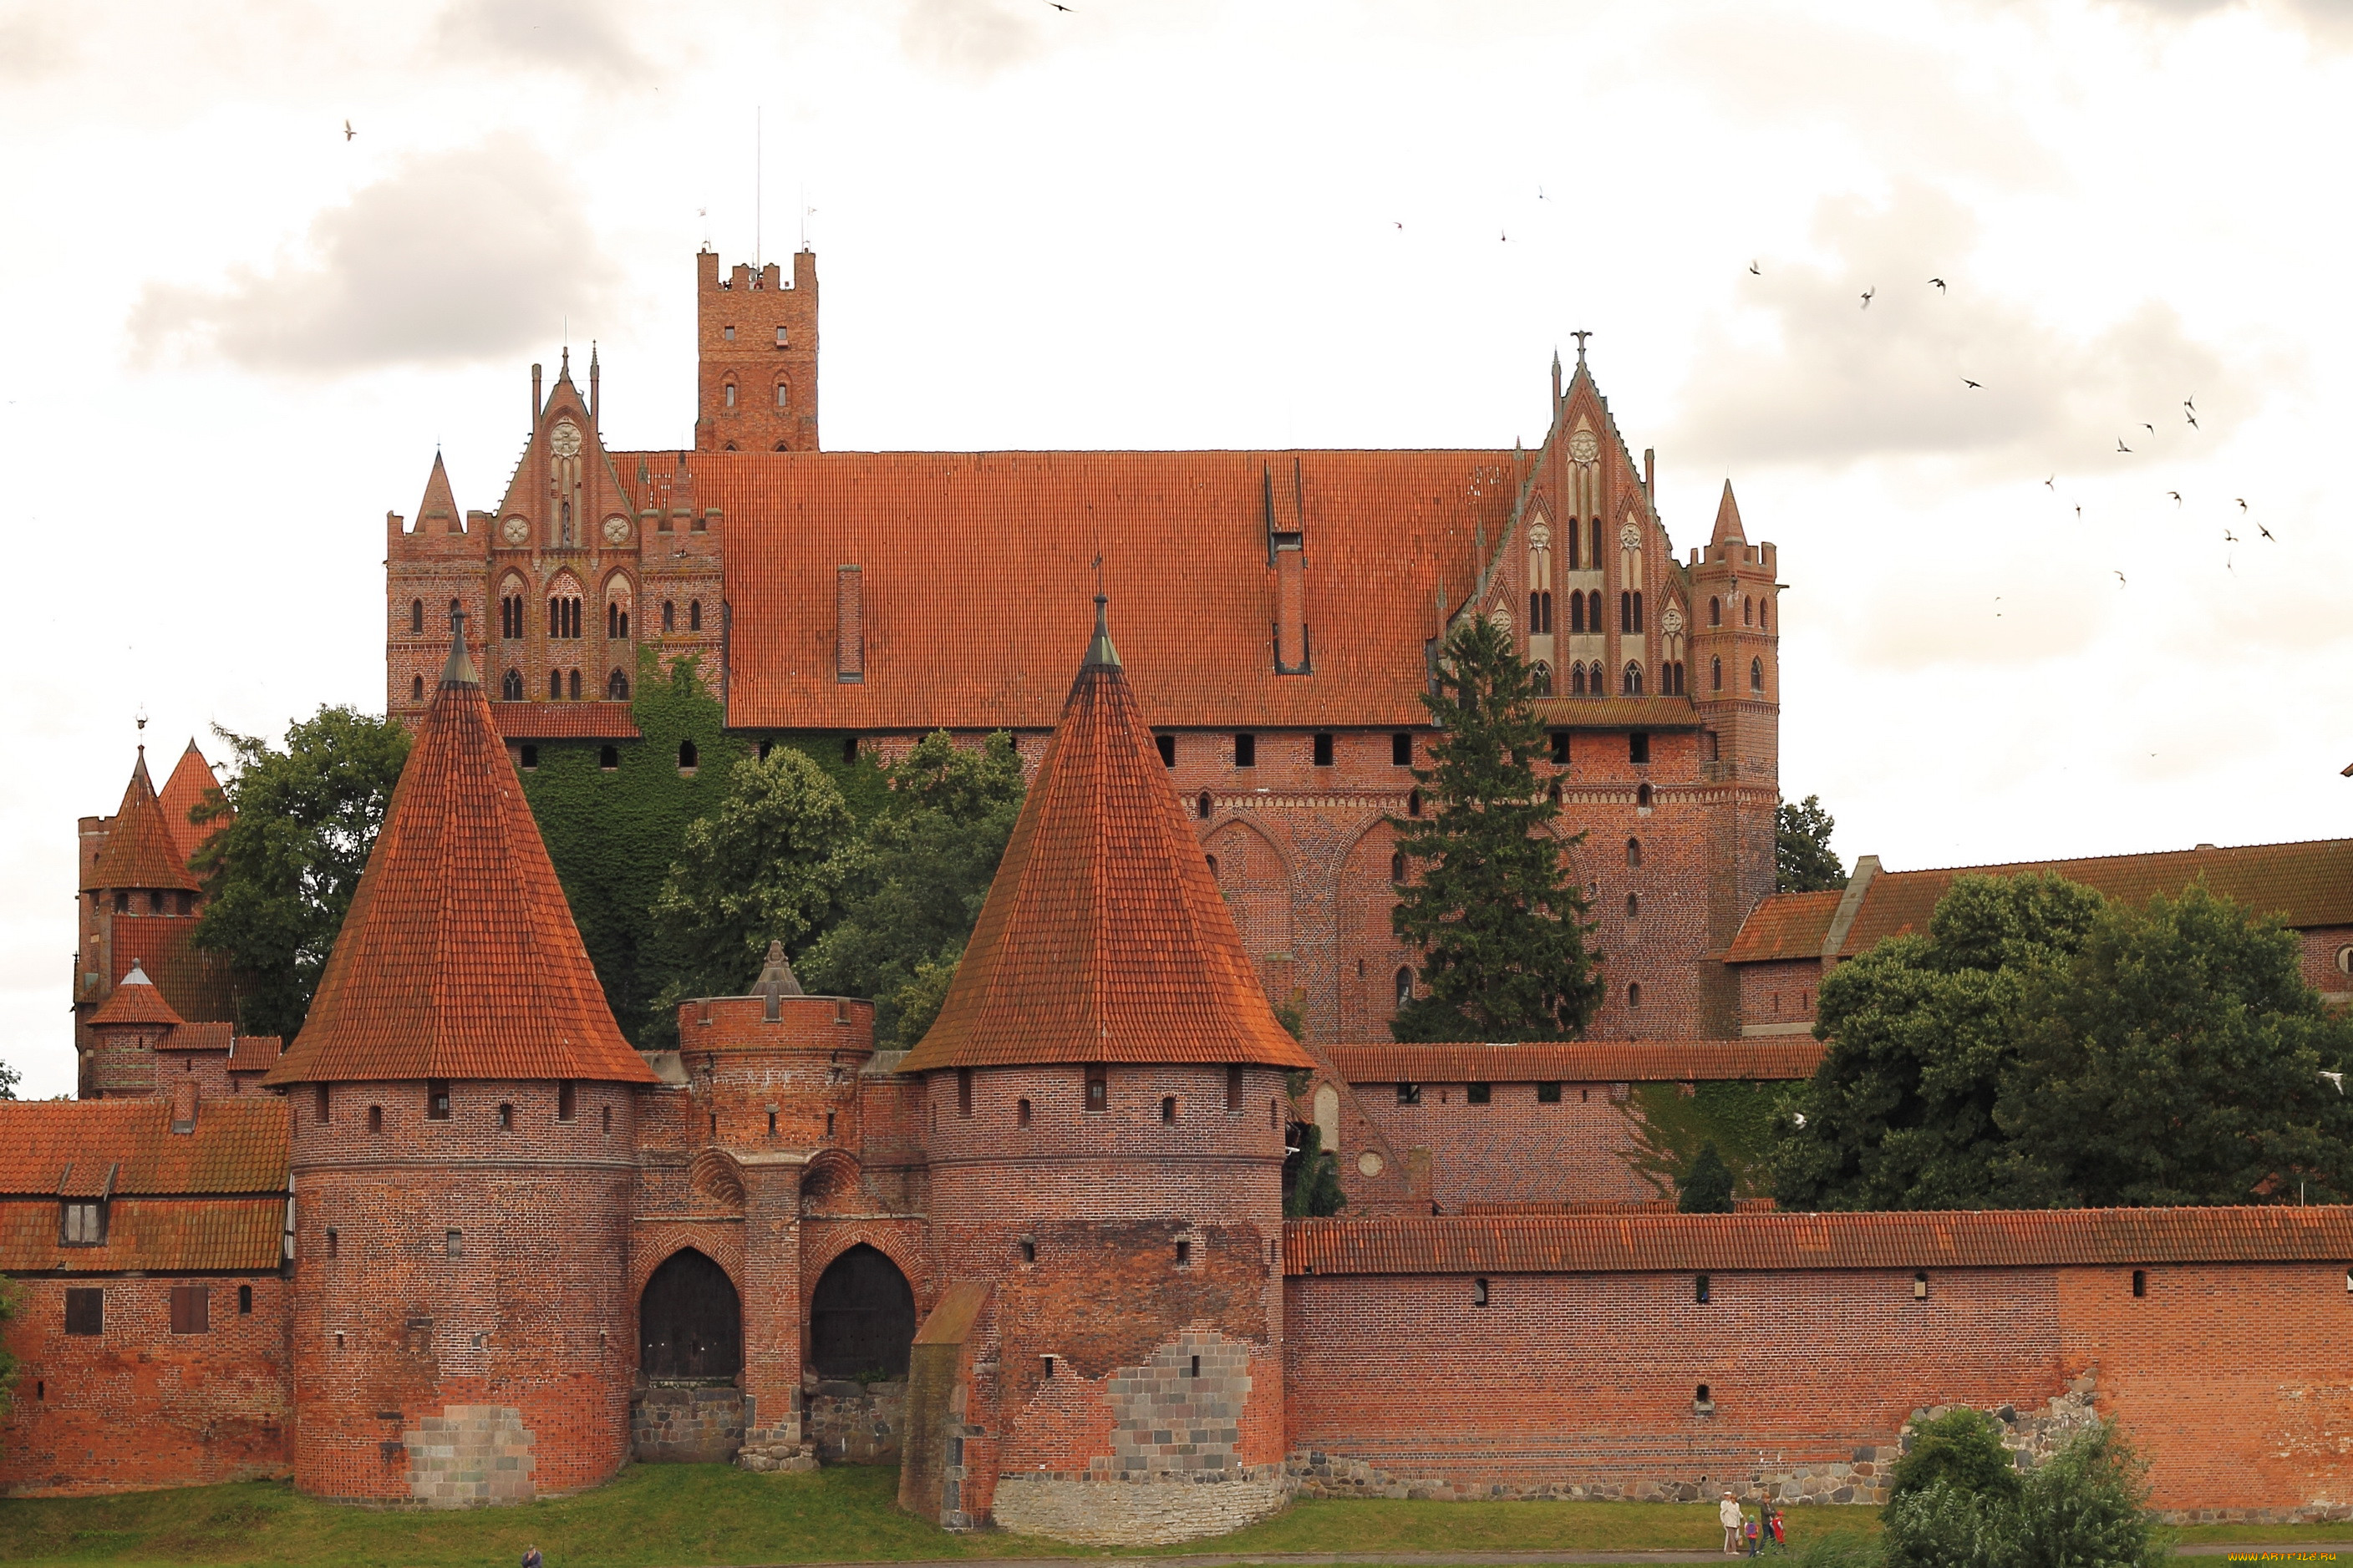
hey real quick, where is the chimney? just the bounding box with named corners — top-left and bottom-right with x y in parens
top-left (836, 565), bottom-right (864, 683)
top-left (170, 1076), bottom-right (198, 1134)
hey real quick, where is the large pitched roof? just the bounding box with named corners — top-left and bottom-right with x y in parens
top-left (0, 1099), bottom-right (289, 1195)
top-left (85, 749), bottom-right (201, 893)
top-left (898, 610), bottom-right (1316, 1073)
top-left (1327, 1041), bottom-right (1823, 1084)
top-left (157, 741), bottom-right (227, 864)
top-left (683, 448), bottom-right (1514, 731)
top-left (1286, 1205), bottom-right (2353, 1276)
top-left (264, 638), bottom-right (655, 1087)
top-left (1728, 838), bottom-right (2353, 964)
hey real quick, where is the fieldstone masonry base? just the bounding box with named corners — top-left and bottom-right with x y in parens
top-left (631, 1383), bottom-right (745, 1464)
top-left (402, 1405), bottom-right (536, 1507)
top-left (990, 1468), bottom-right (1294, 1545)
top-left (806, 1377), bottom-right (907, 1464)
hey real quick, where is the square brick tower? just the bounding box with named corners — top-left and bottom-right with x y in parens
top-left (694, 249), bottom-right (819, 454)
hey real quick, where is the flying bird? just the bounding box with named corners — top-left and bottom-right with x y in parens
top-left (1963, 378), bottom-right (1982, 388)
top-left (2075, 504), bottom-right (2084, 521)
top-left (2044, 475), bottom-right (2056, 490)
top-left (2225, 530), bottom-right (2239, 544)
top-left (2323, 1070), bottom-right (2345, 1094)
top-left (2236, 498), bottom-right (2249, 512)
top-left (2142, 423), bottom-right (2156, 436)
top-left (2185, 409), bottom-right (2198, 429)
top-left (1044, 1), bottom-right (1071, 9)
top-left (1860, 287), bottom-right (1875, 309)
top-left (2117, 439), bottom-right (2132, 453)
top-left (2168, 491), bottom-right (2182, 505)
top-left (2186, 396), bottom-right (2197, 412)
top-left (1748, 260), bottom-right (1761, 276)
top-left (343, 119), bottom-right (355, 140)
top-left (2260, 524), bottom-right (2276, 541)
top-left (1929, 277), bottom-right (1947, 292)
top-left (1394, 221), bottom-right (1403, 229)
top-left (2115, 571), bottom-right (2127, 587)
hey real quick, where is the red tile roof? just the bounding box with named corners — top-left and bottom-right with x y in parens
top-left (226, 1034), bottom-right (283, 1071)
top-left (107, 920), bottom-right (240, 1027)
top-left (264, 653), bottom-right (656, 1087)
top-left (696, 449), bottom-right (1513, 731)
top-left (492, 702), bottom-right (642, 740)
top-left (85, 750), bottom-right (201, 893)
top-left (1729, 840), bottom-right (2353, 964)
top-left (86, 964), bottom-right (186, 1029)
top-left (0, 1099), bottom-right (289, 1195)
top-left (1283, 1205), bottom-right (2353, 1276)
top-left (158, 740), bottom-right (228, 865)
top-left (898, 617), bottom-right (1317, 1073)
top-left (0, 1198), bottom-right (287, 1273)
top-left (1327, 1041), bottom-right (1823, 1084)
top-left (160, 1022), bottom-right (236, 1054)
top-left (1530, 696), bottom-right (1703, 731)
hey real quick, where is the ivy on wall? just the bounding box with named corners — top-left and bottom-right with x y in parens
top-left (517, 648), bottom-right (887, 1048)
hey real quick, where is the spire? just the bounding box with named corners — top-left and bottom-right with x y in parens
top-left (1710, 480), bottom-right (1749, 548)
top-left (1085, 592), bottom-right (1120, 670)
top-left (417, 450), bottom-right (460, 531)
top-left (89, 962), bottom-right (185, 1029)
top-left (441, 607), bottom-right (478, 688)
top-left (263, 640), bottom-right (655, 1088)
top-left (90, 747), bottom-right (201, 893)
top-left (898, 619), bottom-right (1314, 1073)
top-left (159, 742), bottom-right (226, 864)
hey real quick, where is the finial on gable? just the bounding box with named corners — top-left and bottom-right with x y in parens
top-left (1085, 591), bottom-right (1121, 670)
top-left (441, 607), bottom-right (478, 688)
top-left (1571, 328), bottom-right (1592, 365)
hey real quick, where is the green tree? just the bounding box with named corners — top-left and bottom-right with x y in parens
top-left (651, 748), bottom-right (860, 1007)
top-left (2012, 1420), bottom-right (2170, 1568)
top-left (1773, 873), bottom-right (2106, 1211)
top-left (1890, 1409), bottom-right (2023, 1504)
top-left (801, 731), bottom-right (1026, 1048)
top-left (189, 707), bottom-right (413, 1040)
top-left (1283, 1119), bottom-right (1347, 1218)
top-left (1995, 884), bottom-right (2353, 1206)
top-left (1883, 1418), bottom-right (2168, 1568)
top-left (0, 1058), bottom-right (18, 1099)
top-left (1389, 616), bottom-right (1601, 1042)
top-left (1776, 794), bottom-right (1847, 893)
top-left (1676, 1142), bottom-right (1736, 1213)
top-left (0, 1277), bottom-right (18, 1418)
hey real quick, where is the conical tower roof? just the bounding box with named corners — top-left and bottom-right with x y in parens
top-left (90, 748), bottom-right (201, 893)
top-left (158, 741), bottom-right (226, 865)
top-left (899, 601), bottom-right (1314, 1073)
top-left (264, 627), bottom-right (654, 1087)
top-left (89, 962), bottom-right (185, 1028)
top-left (1710, 480), bottom-right (1748, 547)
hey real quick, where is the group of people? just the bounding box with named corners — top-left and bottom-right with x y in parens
top-left (1717, 1492), bottom-right (1789, 1555)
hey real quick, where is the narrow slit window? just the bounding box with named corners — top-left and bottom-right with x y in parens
top-left (1156, 734), bottom-right (1176, 767)
top-left (1020, 1239), bottom-right (1036, 1262)
top-left (1913, 1271), bottom-right (1929, 1300)
top-left (1313, 732), bottom-right (1334, 767)
top-left (445, 1230), bottom-right (462, 1259)
top-left (1175, 1239), bottom-right (1192, 1266)
top-left (1161, 1095), bottom-right (1177, 1124)
top-left (238, 1284), bottom-right (253, 1314)
top-left (2132, 1269), bottom-right (2147, 1297)
top-left (558, 1083), bottom-right (577, 1121)
top-left (1017, 1098), bottom-right (1032, 1128)
top-left (1226, 1064), bottom-right (1244, 1112)
top-left (367, 1105), bottom-right (383, 1133)
top-left (1695, 1274), bottom-right (1710, 1304)
top-left (1471, 1278), bottom-right (1489, 1307)
top-left (1392, 732), bottom-right (1412, 766)
top-left (958, 1068), bottom-right (974, 1119)
top-left (1085, 1065), bottom-right (1108, 1112)
top-left (426, 1081), bottom-right (450, 1120)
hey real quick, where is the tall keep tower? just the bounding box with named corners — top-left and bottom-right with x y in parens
top-left (894, 603), bottom-right (1314, 1539)
top-left (694, 248), bottom-right (819, 453)
top-left (265, 629), bottom-right (658, 1504)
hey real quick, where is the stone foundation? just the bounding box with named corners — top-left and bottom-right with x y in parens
top-left (805, 1377), bottom-right (906, 1464)
top-left (631, 1382), bottom-right (745, 1464)
top-left (989, 1466), bottom-right (1293, 1545)
top-left (401, 1404), bottom-right (536, 1507)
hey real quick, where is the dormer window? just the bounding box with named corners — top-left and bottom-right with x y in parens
top-left (61, 1200), bottom-right (105, 1246)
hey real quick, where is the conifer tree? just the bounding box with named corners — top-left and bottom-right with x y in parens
top-left (1389, 616), bottom-right (1602, 1041)
top-left (1677, 1143), bottom-right (1736, 1213)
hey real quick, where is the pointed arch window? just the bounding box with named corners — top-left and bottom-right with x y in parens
top-left (1530, 661), bottom-right (1553, 697)
top-left (608, 668), bottom-right (630, 700)
top-left (1711, 657), bottom-right (1723, 692)
top-left (550, 670), bottom-right (563, 701)
top-left (500, 589), bottom-right (526, 639)
top-left (1395, 967), bottom-right (1414, 1007)
top-left (1571, 662), bottom-right (1587, 696)
top-left (409, 599), bottom-right (424, 633)
top-left (775, 378), bottom-right (790, 409)
top-left (724, 380), bottom-right (737, 408)
top-left (1588, 590), bottom-right (1603, 631)
top-left (569, 668), bottom-right (582, 700)
top-left (1627, 837), bottom-right (1642, 867)
top-left (501, 669), bottom-right (523, 701)
top-left (1632, 591), bottom-right (1644, 632)
top-left (1623, 662), bottom-right (1644, 695)
top-left (1588, 518), bottom-right (1603, 564)
top-left (1760, 597), bottom-right (1771, 631)
top-left (1751, 657), bottom-right (1765, 693)
top-left (411, 675), bottom-right (424, 703)
top-left (1529, 591), bottom-right (1553, 634)
top-left (1569, 592), bottom-right (1585, 634)
top-left (1710, 596), bottom-right (1722, 627)
top-left (689, 600), bottom-right (703, 632)
top-left (663, 600), bottom-right (676, 632)
top-left (1744, 597), bottom-right (1754, 627)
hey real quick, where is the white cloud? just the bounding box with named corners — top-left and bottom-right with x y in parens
top-left (432, 0), bottom-right (648, 84)
top-left (898, 0), bottom-right (1047, 79)
top-left (129, 134), bottom-right (622, 375)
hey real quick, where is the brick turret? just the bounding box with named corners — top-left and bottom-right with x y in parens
top-left (694, 248), bottom-right (819, 453)
top-left (1690, 480), bottom-right (1781, 1028)
top-left (896, 601), bottom-right (1312, 1538)
top-left (264, 625), bottom-right (657, 1505)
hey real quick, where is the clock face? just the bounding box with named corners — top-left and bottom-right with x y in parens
top-left (602, 515), bottom-right (630, 546)
top-left (501, 515), bottom-right (531, 546)
top-left (549, 420), bottom-right (583, 459)
top-left (1567, 429), bottom-right (1599, 465)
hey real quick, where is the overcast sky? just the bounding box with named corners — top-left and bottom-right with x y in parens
top-left (5, 0), bottom-right (2350, 1095)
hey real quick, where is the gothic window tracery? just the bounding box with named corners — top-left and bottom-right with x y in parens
top-left (1623, 661), bottom-right (1644, 695)
top-left (502, 669), bottom-right (524, 701)
top-left (1531, 661), bottom-right (1553, 696)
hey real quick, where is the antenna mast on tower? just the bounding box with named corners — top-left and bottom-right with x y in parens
top-left (755, 105), bottom-right (763, 269)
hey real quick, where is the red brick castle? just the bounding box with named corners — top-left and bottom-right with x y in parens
top-left (8, 254), bottom-right (2353, 1536)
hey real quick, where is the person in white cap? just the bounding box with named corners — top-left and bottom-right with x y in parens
top-left (1720, 1490), bottom-right (1744, 1555)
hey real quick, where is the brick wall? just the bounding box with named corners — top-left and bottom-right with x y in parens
top-left (1736, 958), bottom-right (1825, 1036)
top-left (0, 1273), bottom-right (292, 1495)
top-left (1353, 1080), bottom-right (1656, 1207)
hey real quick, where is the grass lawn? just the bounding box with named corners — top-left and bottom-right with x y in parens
top-left (0, 1463), bottom-right (2346, 1566)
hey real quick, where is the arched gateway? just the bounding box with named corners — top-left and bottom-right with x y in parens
top-left (640, 1248), bottom-right (742, 1379)
top-left (808, 1244), bottom-right (915, 1379)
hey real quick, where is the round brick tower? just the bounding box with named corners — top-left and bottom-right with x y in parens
top-left (262, 627), bottom-right (658, 1505)
top-left (894, 601), bottom-right (1315, 1543)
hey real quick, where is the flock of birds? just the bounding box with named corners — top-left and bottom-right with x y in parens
top-left (1744, 260), bottom-right (2277, 585)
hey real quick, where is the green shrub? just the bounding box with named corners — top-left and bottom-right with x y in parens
top-left (1889, 1409), bottom-right (2022, 1503)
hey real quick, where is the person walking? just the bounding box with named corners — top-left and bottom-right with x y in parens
top-left (1719, 1491), bottom-right (1744, 1555)
top-left (1744, 1507), bottom-right (1761, 1557)
top-left (522, 1547), bottom-right (543, 1568)
top-left (1766, 1505), bottom-right (1787, 1553)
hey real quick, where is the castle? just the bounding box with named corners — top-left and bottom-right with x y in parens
top-left (8, 252), bottom-right (2353, 1536)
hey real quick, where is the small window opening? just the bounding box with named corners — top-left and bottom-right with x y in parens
top-left (1695, 1383), bottom-right (1713, 1407)
top-left (1626, 892), bottom-right (1640, 920)
top-left (826, 1110), bottom-right (836, 1138)
top-left (1467, 1082), bottom-right (1492, 1105)
top-left (1085, 1065), bottom-right (1108, 1112)
top-left (316, 1083), bottom-right (332, 1124)
top-left (599, 745), bottom-right (619, 770)
top-left (520, 743), bottom-right (538, 770)
top-left (1156, 733), bottom-right (1176, 767)
top-left (367, 1105), bottom-right (383, 1133)
top-left (1471, 1278), bottom-right (1490, 1307)
top-left (1913, 1271), bottom-right (1929, 1300)
top-left (410, 599), bottom-right (424, 633)
top-left (445, 1230), bottom-right (462, 1259)
top-left (411, 675), bottom-right (424, 703)
top-left (1197, 790), bottom-right (1212, 820)
top-left (1751, 657), bottom-right (1765, 692)
top-left (1226, 1064), bottom-right (1244, 1112)
top-left (689, 599), bottom-right (703, 630)
top-left (558, 1083), bottom-right (577, 1121)
top-left (326, 1227), bottom-right (339, 1258)
top-left (64, 1287), bottom-right (104, 1336)
top-left (1175, 1239), bottom-right (1192, 1266)
top-left (1695, 1275), bottom-right (1710, 1304)
top-left (1017, 1098), bottom-right (1032, 1127)
top-left (1550, 730), bottom-right (1569, 764)
top-left (768, 1110), bottom-right (778, 1136)
top-left (602, 1104), bottom-right (612, 1133)
top-left (1407, 788), bottom-right (1422, 817)
top-left (1189, 1353), bottom-right (1201, 1377)
top-left (238, 1284), bottom-right (253, 1314)
top-left (1234, 733), bottom-right (1257, 767)
top-left (427, 1081), bottom-right (450, 1120)
top-left (1537, 1081), bottom-right (1562, 1104)
top-left (1629, 732), bottom-right (1651, 764)
top-left (776, 325), bottom-right (788, 346)
top-left (1629, 982), bottom-right (1643, 1009)
top-left (2132, 1269), bottom-right (2147, 1297)
top-left (709, 1114), bottom-right (719, 1135)
top-left (1396, 1082), bottom-right (1421, 1105)
top-left (958, 1068), bottom-right (973, 1119)
top-left (1161, 1095), bottom-right (1177, 1124)
top-left (1042, 1355), bottom-right (1055, 1378)
top-left (34, 1380), bottom-right (42, 1399)
top-left (1020, 1239), bottom-right (1036, 1263)
top-left (497, 1103), bottom-right (513, 1130)
top-left (1627, 837), bottom-right (1642, 867)
top-left (1391, 850), bottom-right (1407, 882)
top-left (842, 735), bottom-right (860, 764)
top-left (1392, 732), bottom-right (1412, 766)
top-left (1395, 967), bottom-right (1414, 1007)
top-left (1637, 783), bottom-right (1654, 811)
top-left (1313, 732), bottom-right (1334, 767)
top-left (663, 600), bottom-right (676, 632)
